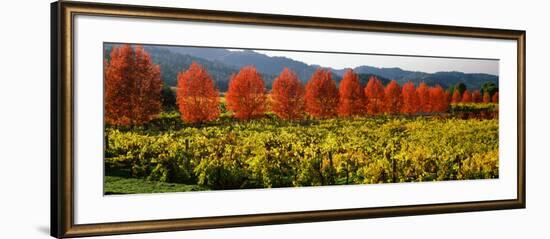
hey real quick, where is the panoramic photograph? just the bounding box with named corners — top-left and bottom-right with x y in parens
top-left (103, 43), bottom-right (499, 195)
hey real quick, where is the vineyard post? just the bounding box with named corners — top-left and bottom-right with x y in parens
top-left (392, 156), bottom-right (397, 183)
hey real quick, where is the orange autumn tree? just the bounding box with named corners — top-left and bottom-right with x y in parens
top-left (492, 92), bottom-right (499, 103)
top-left (462, 90), bottom-right (473, 103)
top-left (364, 76), bottom-right (385, 115)
top-left (176, 62), bottom-right (220, 123)
top-left (226, 66), bottom-right (267, 120)
top-left (416, 82), bottom-right (431, 113)
top-left (104, 44), bottom-right (162, 126)
top-left (451, 90), bottom-right (462, 103)
top-left (384, 80), bottom-right (402, 115)
top-left (429, 85), bottom-right (449, 113)
top-left (305, 68), bottom-right (339, 118)
top-left (445, 91), bottom-right (451, 105)
top-left (401, 82), bottom-right (419, 115)
top-left (472, 90), bottom-right (482, 103)
top-left (337, 69), bottom-right (365, 117)
top-left (482, 92), bottom-right (491, 103)
top-left (271, 68), bottom-right (305, 120)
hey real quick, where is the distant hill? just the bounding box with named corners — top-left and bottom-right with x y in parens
top-left (352, 66), bottom-right (497, 90)
top-left (105, 44), bottom-right (276, 91)
top-left (104, 44), bottom-right (498, 92)
top-left (165, 46), bottom-right (331, 85)
top-left (143, 46), bottom-right (238, 91)
top-left (354, 65), bottom-right (429, 80)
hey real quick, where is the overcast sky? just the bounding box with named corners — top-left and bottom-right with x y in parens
top-left (250, 49), bottom-right (499, 75)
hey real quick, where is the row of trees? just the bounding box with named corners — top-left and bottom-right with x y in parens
top-left (178, 63), bottom-right (456, 122)
top-left (104, 45), bottom-right (499, 125)
top-left (451, 89), bottom-right (499, 104)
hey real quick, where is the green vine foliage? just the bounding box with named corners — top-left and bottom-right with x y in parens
top-left (105, 113), bottom-right (498, 190)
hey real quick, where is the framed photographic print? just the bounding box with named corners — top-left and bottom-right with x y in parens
top-left (51, 1), bottom-right (526, 238)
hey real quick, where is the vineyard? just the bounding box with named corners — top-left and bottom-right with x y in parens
top-left (103, 44), bottom-right (499, 194)
top-left (105, 111), bottom-right (498, 193)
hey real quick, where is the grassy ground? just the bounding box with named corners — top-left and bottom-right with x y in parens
top-left (104, 176), bottom-right (208, 195)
